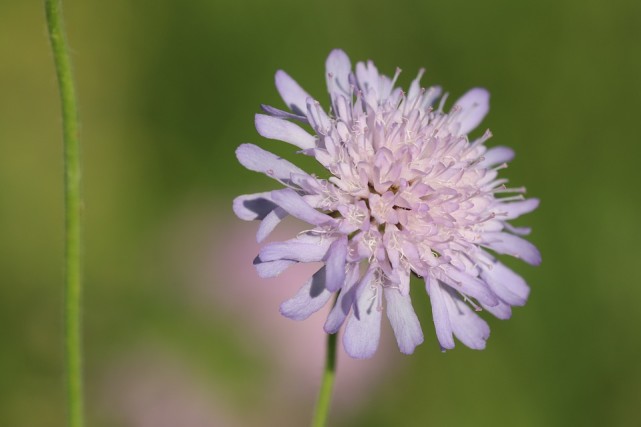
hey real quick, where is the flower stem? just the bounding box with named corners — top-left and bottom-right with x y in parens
top-left (312, 332), bottom-right (337, 427)
top-left (44, 1), bottom-right (84, 426)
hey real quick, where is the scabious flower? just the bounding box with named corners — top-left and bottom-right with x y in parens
top-left (233, 49), bottom-right (540, 359)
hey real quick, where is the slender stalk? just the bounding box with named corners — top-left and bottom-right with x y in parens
top-left (312, 332), bottom-right (337, 427)
top-left (44, 1), bottom-right (84, 426)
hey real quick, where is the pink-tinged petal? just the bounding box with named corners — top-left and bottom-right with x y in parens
top-left (498, 198), bottom-right (540, 220)
top-left (343, 268), bottom-right (382, 359)
top-left (324, 236), bottom-right (348, 292)
top-left (326, 49), bottom-right (352, 98)
top-left (236, 143), bottom-right (306, 181)
top-left (271, 188), bottom-right (333, 226)
top-left (481, 260), bottom-right (530, 306)
top-left (442, 288), bottom-right (490, 350)
top-left (275, 70), bottom-right (311, 115)
top-left (483, 232), bottom-right (542, 265)
top-left (256, 207), bottom-right (287, 243)
top-left (425, 276), bottom-right (455, 350)
top-left (253, 258), bottom-right (295, 278)
top-left (255, 114), bottom-right (316, 150)
top-left (384, 287), bottom-right (424, 354)
top-left (453, 88), bottom-right (490, 135)
top-left (232, 192), bottom-right (276, 221)
top-left (259, 237), bottom-right (332, 263)
top-left (481, 146), bottom-right (514, 167)
top-left (280, 267), bottom-right (333, 320)
top-left (324, 264), bottom-right (360, 333)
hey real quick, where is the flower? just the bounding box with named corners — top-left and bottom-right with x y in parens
top-left (233, 49), bottom-right (540, 359)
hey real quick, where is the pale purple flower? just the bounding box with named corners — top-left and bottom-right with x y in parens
top-left (233, 49), bottom-right (540, 358)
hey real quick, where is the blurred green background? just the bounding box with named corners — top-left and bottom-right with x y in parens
top-left (2, 0), bottom-right (641, 426)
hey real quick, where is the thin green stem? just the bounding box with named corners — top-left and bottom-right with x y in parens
top-left (44, 1), bottom-right (84, 427)
top-left (312, 332), bottom-right (337, 427)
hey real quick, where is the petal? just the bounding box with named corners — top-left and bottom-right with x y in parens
top-left (483, 232), bottom-right (542, 265)
top-left (453, 88), bottom-right (490, 135)
top-left (259, 237), bottom-right (332, 263)
top-left (481, 298), bottom-right (512, 320)
top-left (325, 49), bottom-right (352, 98)
top-left (481, 260), bottom-right (530, 306)
top-left (440, 266), bottom-right (499, 307)
top-left (280, 267), bottom-right (333, 320)
top-left (275, 70), bottom-right (312, 116)
top-left (355, 60), bottom-right (380, 95)
top-left (253, 257), bottom-right (296, 278)
top-left (232, 192), bottom-right (276, 221)
top-left (324, 264), bottom-right (360, 333)
top-left (343, 268), bottom-right (382, 359)
top-left (256, 207), bottom-right (288, 243)
top-left (260, 104), bottom-right (307, 122)
top-left (255, 114), bottom-right (316, 150)
top-left (407, 68), bottom-right (425, 101)
top-left (443, 288), bottom-right (490, 350)
top-left (384, 287), bottom-right (424, 354)
top-left (271, 188), bottom-right (334, 226)
top-left (236, 143), bottom-right (306, 181)
top-left (497, 198), bottom-right (540, 220)
top-left (481, 146), bottom-right (514, 167)
top-left (324, 236), bottom-right (348, 292)
top-left (425, 276), bottom-right (455, 350)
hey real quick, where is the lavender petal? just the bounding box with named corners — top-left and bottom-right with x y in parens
top-left (280, 267), bottom-right (333, 320)
top-left (255, 114), bottom-right (316, 150)
top-left (384, 287), bottom-right (424, 354)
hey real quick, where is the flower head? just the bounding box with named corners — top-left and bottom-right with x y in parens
top-left (233, 49), bottom-right (540, 358)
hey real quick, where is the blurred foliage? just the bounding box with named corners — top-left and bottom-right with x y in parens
top-left (1, 0), bottom-right (640, 426)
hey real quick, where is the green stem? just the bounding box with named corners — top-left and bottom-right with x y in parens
top-left (312, 332), bottom-right (337, 427)
top-left (44, 1), bottom-right (84, 427)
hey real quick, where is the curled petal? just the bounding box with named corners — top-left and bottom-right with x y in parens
top-left (233, 192), bottom-right (276, 221)
top-left (324, 264), bottom-right (360, 333)
top-left (280, 267), bottom-right (333, 320)
top-left (253, 257), bottom-right (296, 278)
top-left (256, 207), bottom-right (288, 243)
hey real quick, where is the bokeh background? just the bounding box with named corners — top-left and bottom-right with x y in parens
top-left (2, 0), bottom-right (641, 426)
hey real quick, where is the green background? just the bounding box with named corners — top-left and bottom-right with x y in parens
top-left (2, 0), bottom-right (640, 426)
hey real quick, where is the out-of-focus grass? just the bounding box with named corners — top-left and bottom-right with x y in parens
top-left (1, 0), bottom-right (640, 425)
